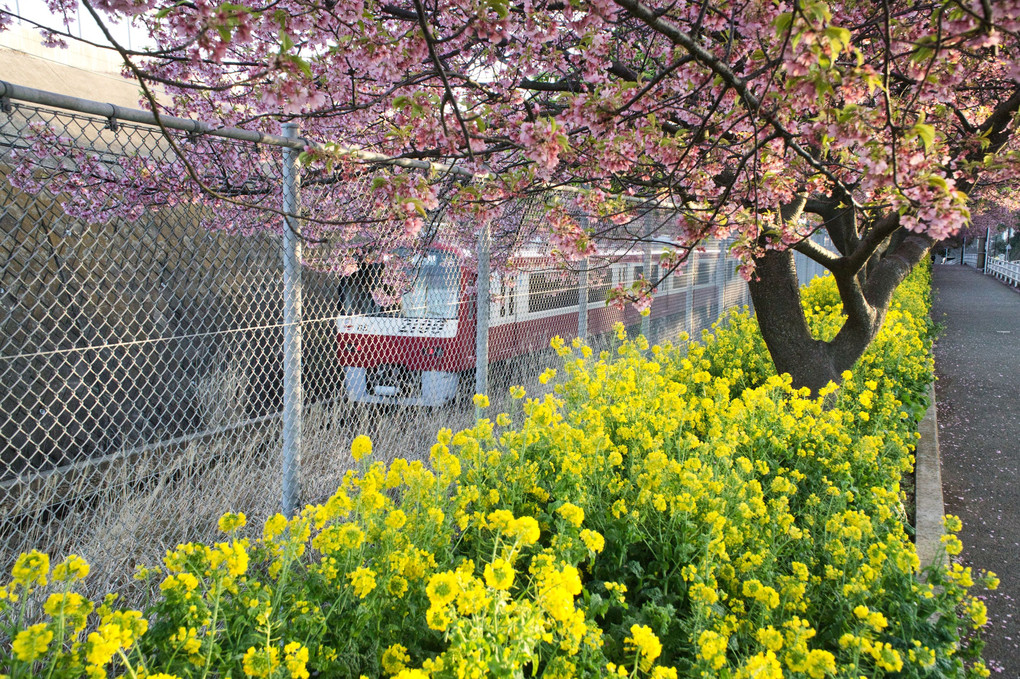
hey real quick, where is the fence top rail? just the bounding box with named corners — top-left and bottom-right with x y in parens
top-left (0, 79), bottom-right (480, 180)
top-left (0, 79), bottom-right (300, 148)
top-left (0, 80), bottom-right (688, 207)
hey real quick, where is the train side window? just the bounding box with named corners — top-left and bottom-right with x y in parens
top-left (587, 266), bottom-right (612, 304)
top-left (527, 271), bottom-right (580, 313)
top-left (696, 253), bottom-right (712, 286)
top-left (493, 274), bottom-right (519, 318)
top-left (671, 262), bottom-right (686, 289)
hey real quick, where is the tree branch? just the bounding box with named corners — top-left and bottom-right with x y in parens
top-left (842, 212), bottom-right (900, 275)
top-left (381, 3), bottom-right (418, 20)
top-left (610, 0), bottom-right (860, 206)
top-left (412, 0), bottom-right (477, 161)
top-left (863, 231), bottom-right (936, 310)
top-left (793, 238), bottom-right (842, 268)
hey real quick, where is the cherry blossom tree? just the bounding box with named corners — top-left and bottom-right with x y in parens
top-left (3, 0), bottom-right (1020, 390)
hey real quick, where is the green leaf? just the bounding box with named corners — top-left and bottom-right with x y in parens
top-left (287, 54), bottom-right (313, 78)
top-left (824, 26), bottom-right (852, 57)
top-left (774, 12), bottom-right (793, 36)
top-left (279, 29), bottom-right (295, 52)
top-left (913, 123), bottom-right (935, 152)
top-left (401, 197), bottom-right (427, 216)
top-left (486, 0), bottom-right (509, 19)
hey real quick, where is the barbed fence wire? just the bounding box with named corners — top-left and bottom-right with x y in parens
top-left (0, 82), bottom-right (831, 602)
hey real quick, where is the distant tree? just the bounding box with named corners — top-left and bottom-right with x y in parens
top-left (971, 204), bottom-right (1020, 259)
top-left (4, 0), bottom-right (1020, 390)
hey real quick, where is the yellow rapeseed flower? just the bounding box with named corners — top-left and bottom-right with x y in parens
top-left (580, 529), bottom-right (605, 553)
top-left (381, 643), bottom-right (410, 675)
top-left (284, 641), bottom-right (310, 679)
top-left (218, 512), bottom-right (247, 533)
top-left (43, 592), bottom-right (93, 631)
top-left (11, 550), bottom-right (49, 588)
top-left (426, 571), bottom-right (460, 607)
top-left (51, 554), bottom-right (90, 583)
top-left (697, 630), bottom-right (728, 670)
top-left (509, 517), bottom-right (540, 545)
top-left (625, 624), bottom-right (662, 671)
top-left (347, 567), bottom-right (377, 598)
top-left (12, 623), bottom-right (53, 662)
top-left (242, 646), bottom-right (280, 678)
top-left (483, 558), bottom-right (514, 591)
top-left (351, 434), bottom-right (373, 461)
top-left (394, 670), bottom-right (429, 679)
top-left (556, 502), bottom-right (585, 527)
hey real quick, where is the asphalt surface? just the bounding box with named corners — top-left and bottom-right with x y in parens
top-left (932, 264), bottom-right (1020, 677)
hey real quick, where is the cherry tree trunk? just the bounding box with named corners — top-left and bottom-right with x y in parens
top-left (747, 249), bottom-right (842, 393)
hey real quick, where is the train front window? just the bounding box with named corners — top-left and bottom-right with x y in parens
top-left (401, 252), bottom-right (459, 319)
top-left (339, 254), bottom-right (459, 319)
top-left (339, 264), bottom-right (399, 316)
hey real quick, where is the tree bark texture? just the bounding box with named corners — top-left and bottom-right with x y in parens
top-left (750, 208), bottom-right (937, 393)
top-left (747, 249), bottom-right (842, 392)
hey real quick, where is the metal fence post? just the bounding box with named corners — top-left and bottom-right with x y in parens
top-left (717, 241), bottom-right (727, 319)
top-left (474, 222), bottom-right (491, 414)
top-left (578, 256), bottom-right (589, 342)
top-left (641, 216), bottom-right (652, 339)
top-left (281, 122), bottom-right (303, 517)
top-left (686, 252), bottom-right (696, 337)
top-left (981, 228), bottom-right (990, 273)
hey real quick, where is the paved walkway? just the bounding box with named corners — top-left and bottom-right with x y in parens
top-left (932, 264), bottom-right (1020, 677)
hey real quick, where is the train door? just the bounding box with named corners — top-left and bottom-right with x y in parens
top-left (489, 271), bottom-right (522, 363)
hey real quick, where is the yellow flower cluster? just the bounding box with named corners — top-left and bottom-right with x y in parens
top-left (1, 265), bottom-right (991, 679)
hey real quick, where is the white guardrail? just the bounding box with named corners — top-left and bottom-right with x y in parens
top-left (987, 256), bottom-right (1020, 287)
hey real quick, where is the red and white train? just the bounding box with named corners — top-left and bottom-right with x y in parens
top-left (336, 244), bottom-right (728, 406)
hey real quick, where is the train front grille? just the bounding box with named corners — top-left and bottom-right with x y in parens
top-left (366, 364), bottom-right (422, 399)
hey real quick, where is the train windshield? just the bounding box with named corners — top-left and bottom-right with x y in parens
top-left (401, 251), bottom-right (460, 319)
top-left (339, 252), bottom-right (460, 319)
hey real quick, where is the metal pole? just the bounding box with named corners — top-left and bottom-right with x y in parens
top-left (281, 123), bottom-right (303, 518)
top-left (474, 222), bottom-right (491, 415)
top-left (979, 226), bottom-right (987, 271)
top-left (577, 257), bottom-right (589, 342)
top-left (717, 241), bottom-right (727, 318)
top-left (686, 252), bottom-right (695, 337)
top-left (577, 214), bottom-right (590, 342)
top-left (641, 216), bottom-right (652, 339)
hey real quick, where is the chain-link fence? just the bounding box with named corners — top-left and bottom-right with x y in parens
top-left (0, 82), bottom-right (830, 601)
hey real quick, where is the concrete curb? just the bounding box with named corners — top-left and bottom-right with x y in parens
top-left (915, 381), bottom-right (946, 571)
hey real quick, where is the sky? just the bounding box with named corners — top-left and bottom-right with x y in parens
top-left (5, 0), bottom-right (150, 50)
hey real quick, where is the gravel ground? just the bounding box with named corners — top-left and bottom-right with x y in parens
top-left (932, 264), bottom-right (1020, 677)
